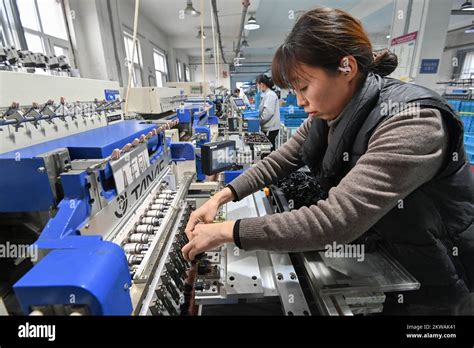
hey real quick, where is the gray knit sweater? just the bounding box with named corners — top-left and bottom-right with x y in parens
top-left (228, 108), bottom-right (448, 251)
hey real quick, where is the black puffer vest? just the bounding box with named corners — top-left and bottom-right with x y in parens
top-left (301, 73), bottom-right (474, 312)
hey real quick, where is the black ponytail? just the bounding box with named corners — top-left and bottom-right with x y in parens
top-left (256, 74), bottom-right (274, 89)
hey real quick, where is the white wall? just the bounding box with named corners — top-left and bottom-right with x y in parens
top-left (68, 0), bottom-right (111, 81)
top-left (168, 48), bottom-right (190, 82)
top-left (192, 63), bottom-right (231, 90)
top-left (439, 28), bottom-right (474, 82)
top-left (69, 0), bottom-right (190, 87)
top-left (389, 0), bottom-right (453, 90)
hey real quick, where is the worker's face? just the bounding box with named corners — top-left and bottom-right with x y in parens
top-left (293, 63), bottom-right (356, 121)
top-left (257, 82), bottom-right (267, 92)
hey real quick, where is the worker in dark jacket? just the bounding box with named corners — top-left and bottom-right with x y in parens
top-left (182, 7), bottom-right (474, 315)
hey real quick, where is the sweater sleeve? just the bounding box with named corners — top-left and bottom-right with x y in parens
top-left (227, 116), bottom-right (312, 201)
top-left (235, 108), bottom-right (449, 251)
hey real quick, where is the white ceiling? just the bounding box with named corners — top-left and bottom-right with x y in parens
top-left (138, 0), bottom-right (473, 64)
top-left (139, 0), bottom-right (395, 63)
top-left (449, 0), bottom-right (474, 31)
top-left (139, 0), bottom-right (259, 61)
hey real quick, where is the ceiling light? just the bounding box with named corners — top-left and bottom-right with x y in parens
top-left (244, 15), bottom-right (260, 30)
top-left (461, 1), bottom-right (474, 11)
top-left (235, 52), bottom-right (246, 60)
top-left (386, 35), bottom-right (391, 39)
top-left (196, 29), bottom-right (206, 39)
top-left (241, 38), bottom-right (249, 48)
top-left (184, 0), bottom-right (200, 16)
top-left (465, 23), bottom-right (474, 33)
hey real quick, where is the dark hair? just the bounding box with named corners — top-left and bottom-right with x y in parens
top-left (233, 88), bottom-right (240, 94)
top-left (272, 7), bottom-right (398, 89)
top-left (256, 74), bottom-right (274, 89)
top-left (372, 48), bottom-right (398, 76)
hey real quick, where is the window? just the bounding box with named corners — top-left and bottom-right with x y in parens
top-left (0, 24), bottom-right (5, 46)
top-left (53, 45), bottom-right (68, 57)
top-left (16, 0), bottom-right (72, 63)
top-left (176, 60), bottom-right (183, 82)
top-left (184, 64), bottom-right (190, 82)
top-left (153, 49), bottom-right (167, 87)
top-left (17, 0), bottom-right (40, 31)
top-left (460, 51), bottom-right (474, 79)
top-left (124, 32), bottom-right (143, 87)
top-left (37, 0), bottom-right (67, 39)
top-left (24, 32), bottom-right (44, 53)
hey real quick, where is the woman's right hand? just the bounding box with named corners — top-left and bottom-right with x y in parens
top-left (185, 198), bottom-right (220, 240)
top-left (184, 187), bottom-right (235, 241)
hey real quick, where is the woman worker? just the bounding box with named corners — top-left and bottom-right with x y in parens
top-left (182, 7), bottom-right (474, 315)
top-left (256, 74), bottom-right (281, 151)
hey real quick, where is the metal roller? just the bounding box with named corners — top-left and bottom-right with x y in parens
top-left (139, 216), bottom-right (161, 225)
top-left (152, 198), bottom-right (171, 205)
top-left (148, 204), bottom-right (169, 211)
top-left (128, 233), bottom-right (153, 243)
top-left (144, 209), bottom-right (167, 218)
top-left (123, 243), bottom-right (149, 254)
top-left (155, 193), bottom-right (175, 200)
top-left (126, 254), bottom-right (144, 265)
top-left (133, 224), bottom-right (155, 234)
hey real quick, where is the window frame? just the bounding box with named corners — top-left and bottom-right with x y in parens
top-left (153, 48), bottom-right (168, 87)
top-left (184, 63), bottom-right (190, 82)
top-left (460, 51), bottom-right (474, 80)
top-left (176, 59), bottom-right (183, 82)
top-left (16, 0), bottom-right (72, 65)
top-left (123, 31), bottom-right (143, 87)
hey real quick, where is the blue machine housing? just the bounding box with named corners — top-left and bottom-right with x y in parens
top-left (0, 121), bottom-right (159, 212)
top-left (177, 102), bottom-right (218, 181)
top-left (243, 110), bottom-right (260, 133)
top-left (170, 142), bottom-right (195, 162)
top-left (14, 236), bottom-right (133, 315)
top-left (5, 120), bottom-right (173, 315)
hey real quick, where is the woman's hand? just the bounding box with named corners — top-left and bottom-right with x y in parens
top-left (184, 187), bottom-right (235, 240)
top-left (181, 221), bottom-right (235, 261)
top-left (184, 198), bottom-right (220, 241)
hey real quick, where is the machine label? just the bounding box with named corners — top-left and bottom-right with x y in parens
top-left (114, 192), bottom-right (128, 218)
top-left (111, 146), bottom-right (151, 194)
top-left (82, 136), bottom-right (170, 238)
top-left (106, 113), bottom-right (122, 123)
top-left (113, 158), bottom-right (165, 219)
top-left (105, 89), bottom-right (120, 101)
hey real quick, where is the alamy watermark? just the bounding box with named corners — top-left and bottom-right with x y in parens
top-left (0, 242), bottom-right (38, 262)
top-left (18, 322), bottom-right (55, 341)
top-left (380, 100), bottom-right (421, 117)
top-left (324, 242), bottom-right (365, 262)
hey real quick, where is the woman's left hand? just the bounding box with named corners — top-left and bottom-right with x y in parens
top-left (181, 221), bottom-right (235, 261)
